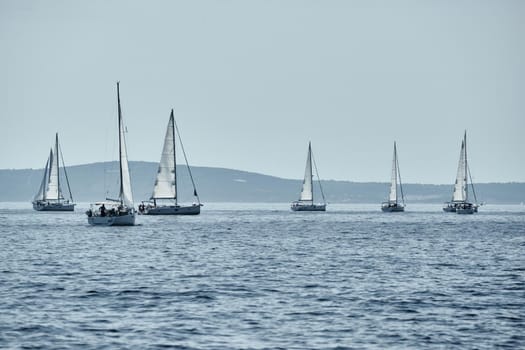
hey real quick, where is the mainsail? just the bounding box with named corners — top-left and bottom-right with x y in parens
top-left (452, 135), bottom-right (467, 202)
top-left (117, 82), bottom-right (134, 208)
top-left (389, 142), bottom-right (398, 203)
top-left (33, 133), bottom-right (74, 207)
top-left (45, 136), bottom-right (62, 201)
top-left (151, 111), bottom-right (176, 200)
top-left (299, 142), bottom-right (313, 202)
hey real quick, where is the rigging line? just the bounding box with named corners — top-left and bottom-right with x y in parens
top-left (171, 112), bottom-right (178, 205)
top-left (47, 148), bottom-right (53, 200)
top-left (467, 165), bottom-right (478, 204)
top-left (311, 150), bottom-right (326, 204)
top-left (38, 157), bottom-right (50, 201)
top-left (117, 82), bottom-right (124, 204)
top-left (396, 148), bottom-right (405, 206)
top-left (55, 134), bottom-right (61, 200)
top-left (173, 116), bottom-right (201, 204)
top-left (58, 139), bottom-right (74, 202)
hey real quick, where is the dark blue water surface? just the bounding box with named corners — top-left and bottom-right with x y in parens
top-left (1, 203), bottom-right (524, 349)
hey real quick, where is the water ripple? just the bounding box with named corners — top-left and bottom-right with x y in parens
top-left (0, 204), bottom-right (524, 349)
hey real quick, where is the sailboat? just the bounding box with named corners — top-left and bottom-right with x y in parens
top-left (86, 82), bottom-right (136, 226)
top-left (381, 141), bottom-right (405, 212)
top-left (140, 109), bottom-right (202, 215)
top-left (32, 133), bottom-right (75, 211)
top-left (291, 142), bottom-right (326, 211)
top-left (443, 131), bottom-right (479, 214)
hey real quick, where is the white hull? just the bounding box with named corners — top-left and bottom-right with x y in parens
top-left (142, 204), bottom-right (201, 215)
top-left (33, 201), bottom-right (75, 212)
top-left (291, 202), bottom-right (326, 212)
top-left (87, 210), bottom-right (135, 226)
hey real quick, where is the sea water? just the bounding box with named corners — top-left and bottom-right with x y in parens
top-left (0, 202), bottom-right (524, 349)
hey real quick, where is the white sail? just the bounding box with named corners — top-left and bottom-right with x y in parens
top-left (299, 142), bottom-right (313, 202)
top-left (32, 133), bottom-right (75, 212)
top-left (452, 137), bottom-right (467, 202)
top-left (118, 84), bottom-right (134, 208)
top-left (45, 145), bottom-right (62, 200)
top-left (34, 156), bottom-right (50, 201)
top-left (389, 143), bottom-right (398, 202)
top-left (152, 112), bottom-right (176, 200)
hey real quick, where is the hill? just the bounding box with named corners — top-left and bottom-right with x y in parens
top-left (0, 161), bottom-right (524, 204)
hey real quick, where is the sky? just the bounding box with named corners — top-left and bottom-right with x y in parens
top-left (1, 0), bottom-right (524, 184)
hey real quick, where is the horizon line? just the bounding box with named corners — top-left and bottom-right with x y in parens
top-left (1, 160), bottom-right (524, 186)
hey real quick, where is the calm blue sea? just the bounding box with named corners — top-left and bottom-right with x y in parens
top-left (0, 202), bottom-right (524, 349)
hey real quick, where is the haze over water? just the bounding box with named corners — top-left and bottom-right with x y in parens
top-left (1, 203), bottom-right (524, 349)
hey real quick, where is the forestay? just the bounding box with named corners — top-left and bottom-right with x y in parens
top-left (34, 155), bottom-right (50, 201)
top-left (118, 88), bottom-right (134, 208)
top-left (389, 144), bottom-right (398, 202)
top-left (452, 139), bottom-right (467, 202)
top-left (299, 143), bottom-right (313, 202)
top-left (45, 141), bottom-right (62, 200)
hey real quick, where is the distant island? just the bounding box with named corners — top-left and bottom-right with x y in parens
top-left (0, 161), bottom-right (524, 204)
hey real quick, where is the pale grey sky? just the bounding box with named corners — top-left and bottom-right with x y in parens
top-left (1, 0), bottom-right (524, 183)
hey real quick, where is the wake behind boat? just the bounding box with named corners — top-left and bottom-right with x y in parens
top-left (139, 109), bottom-right (202, 215)
top-left (443, 131), bottom-right (480, 214)
top-left (381, 141), bottom-right (405, 212)
top-left (291, 142), bottom-right (326, 212)
top-left (86, 82), bottom-right (135, 226)
top-left (32, 133), bottom-right (75, 211)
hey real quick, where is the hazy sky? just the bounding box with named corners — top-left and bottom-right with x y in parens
top-left (1, 0), bottom-right (524, 183)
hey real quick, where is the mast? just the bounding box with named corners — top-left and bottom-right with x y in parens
top-left (394, 141), bottom-right (398, 204)
top-left (172, 110), bottom-right (177, 204)
top-left (115, 82), bottom-right (134, 207)
top-left (308, 142), bottom-right (313, 202)
top-left (117, 82), bottom-right (124, 205)
top-left (395, 142), bottom-right (405, 206)
top-left (388, 141), bottom-right (398, 204)
top-left (171, 109), bottom-right (177, 205)
top-left (299, 141), bottom-right (314, 203)
top-left (55, 133), bottom-right (61, 201)
top-left (46, 148), bottom-right (53, 200)
top-left (36, 156), bottom-right (50, 201)
top-left (464, 131), bottom-right (468, 202)
top-left (452, 133), bottom-right (467, 203)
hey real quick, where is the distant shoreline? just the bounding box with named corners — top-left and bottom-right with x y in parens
top-left (1, 161), bottom-right (524, 204)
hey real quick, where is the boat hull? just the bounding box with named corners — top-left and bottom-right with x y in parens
top-left (444, 202), bottom-right (478, 214)
top-left (443, 206), bottom-right (457, 212)
top-left (87, 212), bottom-right (135, 226)
top-left (457, 208), bottom-right (475, 214)
top-left (457, 203), bottom-right (477, 215)
top-left (381, 204), bottom-right (405, 212)
top-left (33, 201), bottom-right (75, 212)
top-left (86, 205), bottom-right (136, 226)
top-left (291, 203), bottom-right (326, 212)
top-left (143, 204), bottom-right (201, 215)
